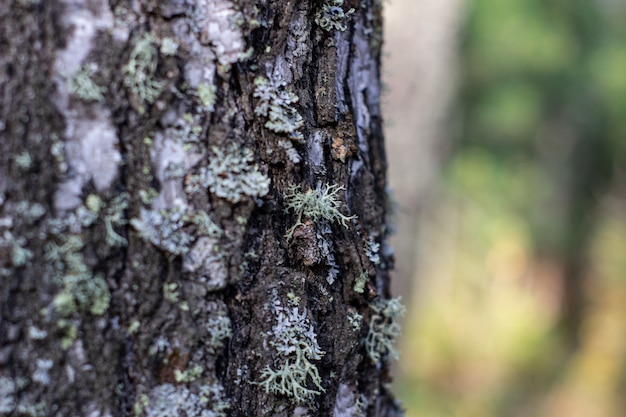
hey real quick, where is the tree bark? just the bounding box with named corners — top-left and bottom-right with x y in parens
top-left (0, 0), bottom-right (402, 416)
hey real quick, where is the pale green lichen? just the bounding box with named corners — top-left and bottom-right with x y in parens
top-left (365, 236), bottom-right (380, 265)
top-left (347, 310), bottom-right (362, 331)
top-left (284, 183), bottom-right (356, 240)
top-left (44, 232), bottom-right (110, 316)
top-left (206, 311), bottom-right (232, 354)
top-left (15, 152), bottom-right (32, 170)
top-left (68, 65), bottom-right (106, 102)
top-left (259, 303), bottom-right (325, 403)
top-left (353, 272), bottom-right (368, 294)
top-left (174, 363), bottom-right (204, 383)
top-left (130, 207), bottom-right (193, 255)
top-left (185, 144), bottom-right (270, 203)
top-left (123, 33), bottom-right (164, 112)
top-left (365, 297), bottom-right (405, 363)
top-left (196, 83), bottom-right (217, 111)
top-left (160, 37), bottom-right (179, 56)
top-left (253, 75), bottom-right (304, 141)
top-left (2, 231), bottom-right (33, 267)
top-left (315, 0), bottom-right (355, 32)
top-left (142, 382), bottom-right (229, 417)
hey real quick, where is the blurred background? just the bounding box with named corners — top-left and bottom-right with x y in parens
top-left (383, 0), bottom-right (626, 416)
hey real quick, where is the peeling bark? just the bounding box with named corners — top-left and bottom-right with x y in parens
top-left (0, 0), bottom-right (402, 416)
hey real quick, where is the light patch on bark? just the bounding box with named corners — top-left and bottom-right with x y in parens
top-left (52, 1), bottom-right (119, 212)
top-left (194, 0), bottom-right (246, 68)
top-left (333, 384), bottom-right (365, 417)
top-left (183, 236), bottom-right (228, 291)
top-left (150, 130), bottom-right (202, 211)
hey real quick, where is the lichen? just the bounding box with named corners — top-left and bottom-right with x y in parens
top-left (130, 207), bottom-right (194, 255)
top-left (315, 0), bottom-right (355, 32)
top-left (365, 297), bottom-right (405, 363)
top-left (253, 75), bottom-right (304, 141)
top-left (67, 64), bottom-right (106, 102)
top-left (43, 226), bottom-right (111, 317)
top-left (365, 236), bottom-right (380, 265)
top-left (284, 183), bottom-right (356, 240)
top-left (347, 311), bottom-right (362, 331)
top-left (259, 302), bottom-right (325, 403)
top-left (353, 272), bottom-right (368, 294)
top-left (142, 382), bottom-right (229, 417)
top-left (162, 282), bottom-right (189, 311)
top-left (196, 83), bottom-right (217, 111)
top-left (123, 33), bottom-right (164, 113)
top-left (160, 37), bottom-right (179, 56)
top-left (205, 311), bottom-right (232, 353)
top-left (174, 363), bottom-right (204, 383)
top-left (185, 144), bottom-right (270, 203)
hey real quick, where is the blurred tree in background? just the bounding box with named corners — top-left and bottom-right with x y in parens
top-left (397, 0), bottom-right (626, 416)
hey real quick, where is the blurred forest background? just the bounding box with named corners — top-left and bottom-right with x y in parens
top-left (383, 0), bottom-right (626, 416)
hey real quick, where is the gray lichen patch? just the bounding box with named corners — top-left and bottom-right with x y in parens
top-left (253, 75), bottom-right (304, 141)
top-left (185, 144), bottom-right (270, 204)
top-left (130, 207), bottom-right (194, 256)
top-left (141, 382), bottom-right (230, 417)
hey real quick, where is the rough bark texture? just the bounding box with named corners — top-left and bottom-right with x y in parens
top-left (0, 0), bottom-right (402, 416)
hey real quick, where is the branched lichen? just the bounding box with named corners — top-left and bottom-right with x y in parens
top-left (259, 302), bottom-right (325, 403)
top-left (185, 144), bottom-right (270, 203)
top-left (284, 183), bottom-right (356, 240)
top-left (68, 64), bottom-right (105, 102)
top-left (365, 297), bottom-right (405, 363)
top-left (123, 33), bottom-right (164, 112)
top-left (315, 0), bottom-right (355, 32)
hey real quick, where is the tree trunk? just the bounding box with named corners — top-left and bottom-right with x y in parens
top-left (0, 0), bottom-right (402, 416)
